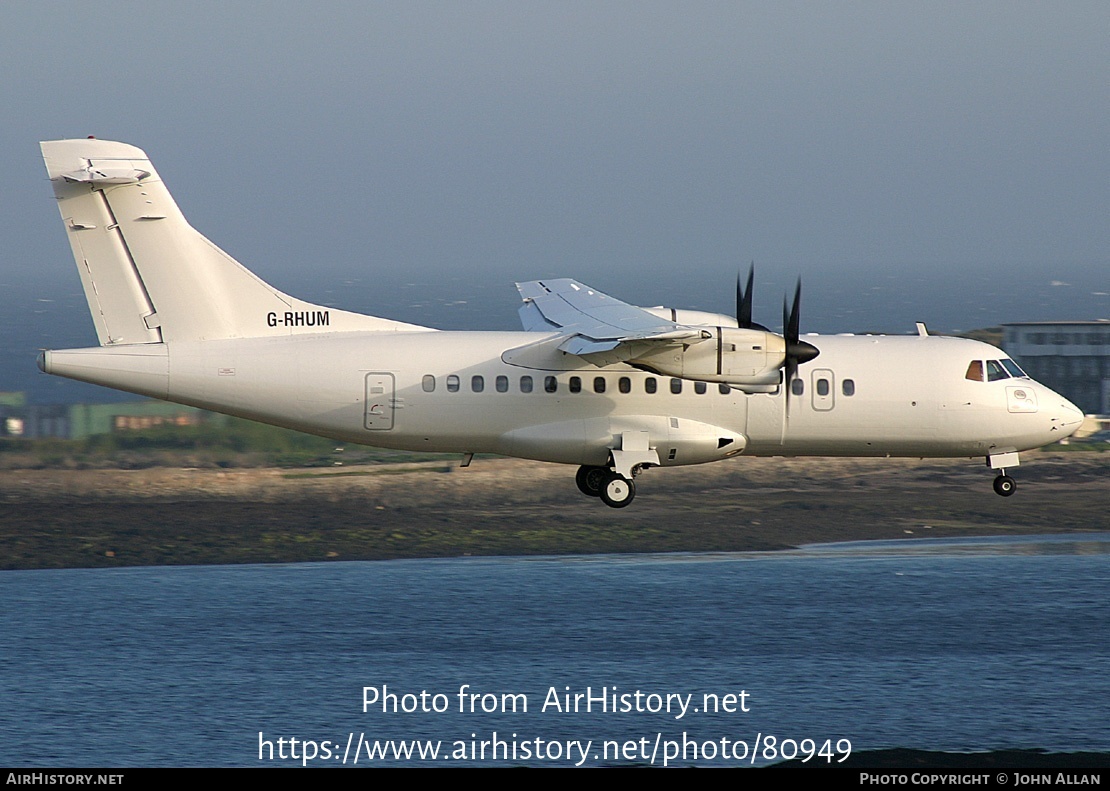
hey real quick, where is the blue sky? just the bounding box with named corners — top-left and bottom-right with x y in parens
top-left (1, 1), bottom-right (1106, 400)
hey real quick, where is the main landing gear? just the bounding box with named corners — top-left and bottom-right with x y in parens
top-left (576, 464), bottom-right (637, 508)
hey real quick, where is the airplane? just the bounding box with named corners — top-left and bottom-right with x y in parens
top-left (36, 138), bottom-right (1085, 507)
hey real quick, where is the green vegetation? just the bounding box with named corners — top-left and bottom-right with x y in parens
top-left (0, 417), bottom-right (455, 469)
top-left (282, 465), bottom-right (455, 479)
top-left (1055, 439), bottom-right (1110, 452)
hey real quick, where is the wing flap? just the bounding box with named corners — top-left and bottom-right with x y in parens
top-left (515, 278), bottom-right (708, 363)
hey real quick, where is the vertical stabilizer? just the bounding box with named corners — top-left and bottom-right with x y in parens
top-left (41, 139), bottom-right (428, 345)
top-left (42, 140), bottom-right (162, 345)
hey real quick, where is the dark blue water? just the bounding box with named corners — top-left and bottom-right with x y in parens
top-left (2, 535), bottom-right (1108, 767)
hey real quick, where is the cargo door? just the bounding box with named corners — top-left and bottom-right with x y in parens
top-left (364, 372), bottom-right (396, 430)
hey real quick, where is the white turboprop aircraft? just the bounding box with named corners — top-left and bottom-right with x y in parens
top-left (37, 138), bottom-right (1084, 507)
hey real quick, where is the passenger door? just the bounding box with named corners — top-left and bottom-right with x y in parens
top-left (811, 369), bottom-right (835, 411)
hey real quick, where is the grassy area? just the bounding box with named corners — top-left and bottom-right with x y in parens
top-left (281, 465), bottom-right (456, 479)
top-left (0, 414), bottom-right (1100, 470)
top-left (0, 417), bottom-right (455, 470)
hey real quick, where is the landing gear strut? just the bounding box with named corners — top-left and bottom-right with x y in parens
top-left (575, 464), bottom-right (637, 508)
top-left (993, 474), bottom-right (1017, 497)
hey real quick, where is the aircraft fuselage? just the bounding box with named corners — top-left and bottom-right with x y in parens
top-left (42, 329), bottom-right (1081, 467)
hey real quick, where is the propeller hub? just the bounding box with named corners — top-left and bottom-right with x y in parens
top-left (788, 339), bottom-right (820, 365)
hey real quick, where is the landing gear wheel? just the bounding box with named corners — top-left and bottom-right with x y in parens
top-left (599, 474), bottom-right (636, 508)
top-left (993, 475), bottom-right (1017, 497)
top-left (575, 465), bottom-right (608, 498)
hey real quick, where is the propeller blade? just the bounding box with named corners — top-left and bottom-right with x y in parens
top-left (785, 279), bottom-right (819, 365)
top-left (736, 264), bottom-right (754, 329)
top-left (783, 294), bottom-right (793, 417)
top-left (782, 294), bottom-right (789, 349)
top-left (787, 279), bottom-right (801, 344)
top-left (786, 357), bottom-right (799, 418)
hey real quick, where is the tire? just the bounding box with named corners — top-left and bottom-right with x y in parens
top-left (993, 475), bottom-right (1016, 497)
top-left (599, 474), bottom-right (636, 508)
top-left (575, 465), bottom-right (607, 497)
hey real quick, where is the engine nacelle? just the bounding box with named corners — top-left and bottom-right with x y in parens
top-left (629, 327), bottom-right (786, 385)
top-left (642, 307), bottom-right (738, 327)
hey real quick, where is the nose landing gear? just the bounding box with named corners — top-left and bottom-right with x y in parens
top-left (986, 451), bottom-right (1020, 497)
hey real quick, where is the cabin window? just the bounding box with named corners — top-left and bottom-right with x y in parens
top-left (985, 360), bottom-right (1010, 382)
top-left (965, 361), bottom-right (984, 382)
top-left (619, 376), bottom-right (631, 394)
top-left (719, 383), bottom-right (731, 395)
top-left (446, 374), bottom-right (460, 393)
top-left (496, 375), bottom-right (509, 393)
top-left (816, 378), bottom-right (830, 396)
top-left (670, 378), bottom-right (682, 394)
top-left (544, 375), bottom-right (557, 393)
top-left (791, 378), bottom-right (804, 396)
top-left (520, 376), bottom-right (533, 393)
top-left (593, 377), bottom-right (606, 393)
top-left (569, 376), bottom-right (582, 393)
top-left (422, 375), bottom-right (435, 393)
top-left (694, 381), bottom-right (707, 395)
top-left (645, 377), bottom-right (658, 394)
top-left (842, 379), bottom-right (855, 396)
top-left (471, 375), bottom-right (485, 392)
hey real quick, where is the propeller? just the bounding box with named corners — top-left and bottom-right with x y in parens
top-left (734, 265), bottom-right (820, 414)
top-left (782, 278), bottom-right (820, 416)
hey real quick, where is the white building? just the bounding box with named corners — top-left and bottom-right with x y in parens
top-left (1002, 320), bottom-right (1110, 415)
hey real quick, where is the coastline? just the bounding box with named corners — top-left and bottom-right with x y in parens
top-left (1, 452), bottom-right (1106, 571)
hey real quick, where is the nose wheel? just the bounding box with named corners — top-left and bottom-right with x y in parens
top-left (993, 474), bottom-right (1017, 497)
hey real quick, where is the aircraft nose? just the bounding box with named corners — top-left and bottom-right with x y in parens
top-left (1047, 392), bottom-right (1085, 440)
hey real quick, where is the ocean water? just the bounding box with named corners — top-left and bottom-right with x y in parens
top-left (2, 534), bottom-right (1108, 767)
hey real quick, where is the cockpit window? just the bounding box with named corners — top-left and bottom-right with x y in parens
top-left (985, 360), bottom-right (1010, 382)
top-left (965, 361), bottom-right (983, 382)
top-left (1000, 358), bottom-right (1027, 378)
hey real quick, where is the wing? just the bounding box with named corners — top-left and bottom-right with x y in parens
top-left (515, 278), bottom-right (708, 362)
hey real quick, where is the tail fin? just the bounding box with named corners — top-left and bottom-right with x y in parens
top-left (41, 139), bottom-right (427, 345)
